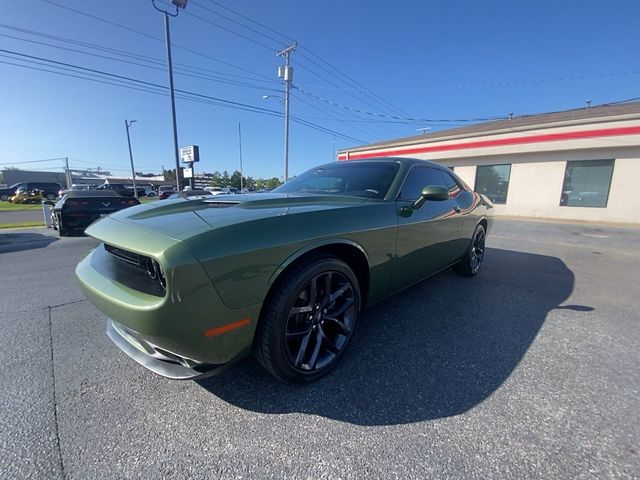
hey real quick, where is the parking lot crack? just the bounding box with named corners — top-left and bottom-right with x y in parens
top-left (47, 306), bottom-right (67, 480)
top-left (3, 299), bottom-right (87, 315)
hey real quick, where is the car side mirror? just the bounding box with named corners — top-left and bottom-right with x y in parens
top-left (412, 185), bottom-right (450, 209)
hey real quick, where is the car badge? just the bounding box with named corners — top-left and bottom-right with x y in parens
top-left (102, 201), bottom-right (110, 207)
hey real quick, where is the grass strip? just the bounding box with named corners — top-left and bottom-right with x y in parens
top-left (0, 203), bottom-right (43, 211)
top-left (0, 221), bottom-right (45, 229)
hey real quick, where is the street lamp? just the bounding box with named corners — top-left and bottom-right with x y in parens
top-left (151, 0), bottom-right (187, 191)
top-left (124, 119), bottom-right (138, 199)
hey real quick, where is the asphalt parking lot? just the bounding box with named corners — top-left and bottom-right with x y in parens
top-left (0, 220), bottom-right (638, 479)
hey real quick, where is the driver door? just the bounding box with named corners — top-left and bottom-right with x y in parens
top-left (392, 166), bottom-right (463, 291)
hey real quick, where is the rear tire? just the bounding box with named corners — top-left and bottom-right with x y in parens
top-left (454, 224), bottom-right (486, 276)
top-left (254, 255), bottom-right (361, 383)
top-left (57, 217), bottom-right (68, 237)
top-left (0, 194), bottom-right (8, 201)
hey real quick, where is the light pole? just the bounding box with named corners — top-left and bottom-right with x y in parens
top-left (151, 0), bottom-right (187, 191)
top-left (124, 119), bottom-right (138, 199)
top-left (238, 122), bottom-right (244, 192)
top-left (276, 42), bottom-right (297, 182)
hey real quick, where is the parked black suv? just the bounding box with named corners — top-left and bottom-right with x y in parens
top-left (1, 182), bottom-right (63, 201)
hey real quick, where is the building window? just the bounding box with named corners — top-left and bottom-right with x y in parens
top-left (560, 159), bottom-right (614, 208)
top-left (475, 164), bottom-right (511, 204)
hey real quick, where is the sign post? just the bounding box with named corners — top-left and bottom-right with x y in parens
top-left (180, 145), bottom-right (199, 189)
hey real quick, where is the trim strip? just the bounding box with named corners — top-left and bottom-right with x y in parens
top-left (337, 125), bottom-right (640, 160)
top-left (204, 318), bottom-right (251, 338)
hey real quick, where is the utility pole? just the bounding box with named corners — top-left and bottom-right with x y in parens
top-left (276, 42), bottom-right (297, 182)
top-left (125, 119), bottom-right (139, 199)
top-left (151, 0), bottom-right (187, 192)
top-left (64, 157), bottom-right (71, 188)
top-left (238, 122), bottom-right (244, 191)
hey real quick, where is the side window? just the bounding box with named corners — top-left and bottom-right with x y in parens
top-left (439, 171), bottom-right (462, 199)
top-left (398, 167), bottom-right (448, 201)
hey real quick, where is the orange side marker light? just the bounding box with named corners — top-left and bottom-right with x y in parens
top-left (204, 318), bottom-right (251, 338)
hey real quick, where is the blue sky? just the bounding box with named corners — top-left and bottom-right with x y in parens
top-left (1, 0), bottom-right (639, 180)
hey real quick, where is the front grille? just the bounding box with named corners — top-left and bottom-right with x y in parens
top-left (103, 244), bottom-right (166, 293)
top-left (104, 244), bottom-right (146, 267)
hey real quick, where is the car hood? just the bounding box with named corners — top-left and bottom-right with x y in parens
top-left (97, 193), bottom-right (371, 242)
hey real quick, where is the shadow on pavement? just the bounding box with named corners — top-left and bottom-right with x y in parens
top-left (198, 248), bottom-right (575, 425)
top-left (0, 232), bottom-right (58, 253)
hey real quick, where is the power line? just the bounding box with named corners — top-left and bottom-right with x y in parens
top-left (37, 0), bottom-right (275, 82)
top-left (296, 71), bottom-right (640, 93)
top-left (203, 0), bottom-right (296, 45)
top-left (169, 0), bottom-right (283, 52)
top-left (187, 0), bottom-right (412, 126)
top-left (296, 49), bottom-right (412, 118)
top-left (191, 0), bottom-right (288, 48)
top-left (0, 23), bottom-right (279, 85)
top-left (291, 91), bottom-right (396, 141)
top-left (0, 50), bottom-right (366, 143)
top-left (0, 32), bottom-right (281, 93)
top-left (294, 86), bottom-right (506, 122)
top-left (0, 157), bottom-right (65, 166)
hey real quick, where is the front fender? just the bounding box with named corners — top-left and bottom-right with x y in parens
top-left (268, 238), bottom-right (370, 285)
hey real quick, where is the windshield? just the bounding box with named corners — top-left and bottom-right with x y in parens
top-left (274, 161), bottom-right (399, 199)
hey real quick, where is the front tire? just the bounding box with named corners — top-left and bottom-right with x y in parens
top-left (255, 255), bottom-right (361, 383)
top-left (454, 224), bottom-right (486, 276)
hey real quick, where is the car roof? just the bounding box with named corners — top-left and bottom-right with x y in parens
top-left (314, 157), bottom-right (448, 171)
top-left (65, 190), bottom-right (120, 198)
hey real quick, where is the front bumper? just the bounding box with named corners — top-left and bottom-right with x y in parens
top-left (107, 319), bottom-right (229, 380)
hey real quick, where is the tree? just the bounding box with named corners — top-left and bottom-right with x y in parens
top-left (163, 167), bottom-right (184, 187)
top-left (264, 177), bottom-right (283, 190)
top-left (229, 170), bottom-right (242, 189)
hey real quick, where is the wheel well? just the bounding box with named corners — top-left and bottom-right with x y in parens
top-left (270, 243), bottom-right (370, 306)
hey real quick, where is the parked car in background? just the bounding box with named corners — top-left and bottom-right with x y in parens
top-left (46, 190), bottom-right (140, 236)
top-left (7, 182), bottom-right (63, 201)
top-left (96, 183), bottom-right (145, 198)
top-left (143, 187), bottom-right (156, 197)
top-left (0, 183), bottom-right (21, 201)
top-left (166, 189), bottom-right (215, 200)
top-left (204, 186), bottom-right (238, 195)
top-left (125, 186), bottom-right (147, 197)
top-left (158, 185), bottom-right (176, 200)
top-left (76, 157), bottom-right (493, 382)
top-left (9, 189), bottom-right (45, 204)
top-left (58, 184), bottom-right (97, 198)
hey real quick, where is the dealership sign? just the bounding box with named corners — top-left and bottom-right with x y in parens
top-left (180, 145), bottom-right (200, 163)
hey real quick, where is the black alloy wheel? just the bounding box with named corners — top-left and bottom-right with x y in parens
top-left (255, 255), bottom-right (361, 382)
top-left (455, 224), bottom-right (486, 276)
top-left (284, 270), bottom-right (357, 372)
top-left (0, 194), bottom-right (8, 201)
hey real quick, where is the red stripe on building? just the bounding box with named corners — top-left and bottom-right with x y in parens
top-left (337, 125), bottom-right (640, 160)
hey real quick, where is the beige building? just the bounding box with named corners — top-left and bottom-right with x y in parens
top-left (338, 102), bottom-right (640, 224)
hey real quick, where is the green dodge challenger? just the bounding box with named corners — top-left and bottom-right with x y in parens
top-left (76, 158), bottom-right (493, 382)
